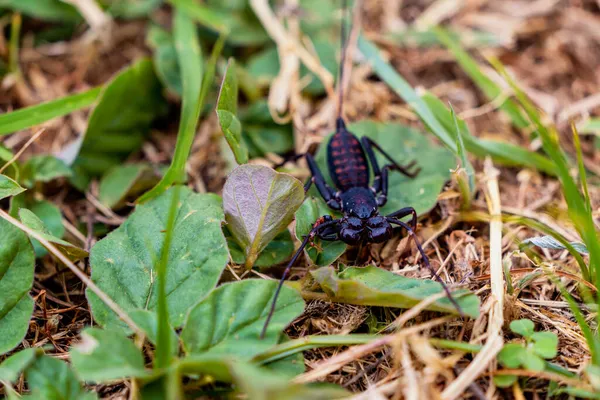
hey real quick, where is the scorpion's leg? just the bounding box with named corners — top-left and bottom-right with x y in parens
top-left (261, 218), bottom-right (341, 339)
top-left (387, 207), bottom-right (417, 232)
top-left (387, 217), bottom-right (464, 318)
top-left (361, 137), bottom-right (421, 179)
top-left (306, 153), bottom-right (341, 210)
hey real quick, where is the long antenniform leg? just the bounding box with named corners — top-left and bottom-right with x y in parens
top-left (386, 216), bottom-right (465, 318)
top-left (260, 219), bottom-right (340, 339)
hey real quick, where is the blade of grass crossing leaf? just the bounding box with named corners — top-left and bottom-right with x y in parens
top-left (572, 123), bottom-right (591, 213)
top-left (490, 57), bottom-right (600, 285)
top-left (137, 11), bottom-right (203, 203)
top-left (156, 186), bottom-right (180, 369)
top-left (0, 87), bottom-right (102, 136)
top-left (357, 36), bottom-right (457, 153)
top-left (449, 104), bottom-right (474, 208)
top-left (433, 27), bottom-right (530, 130)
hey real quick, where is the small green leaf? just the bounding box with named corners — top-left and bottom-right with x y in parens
top-left (509, 319), bottom-right (535, 338)
top-left (19, 208), bottom-right (88, 261)
top-left (0, 0), bottom-right (81, 22)
top-left (311, 266), bottom-right (480, 318)
top-left (217, 59), bottom-right (248, 164)
top-left (20, 155), bottom-right (72, 188)
top-left (497, 343), bottom-right (527, 369)
top-left (70, 328), bottom-right (150, 383)
top-left (227, 230), bottom-right (294, 268)
top-left (25, 354), bottom-right (97, 400)
top-left (98, 164), bottom-right (161, 209)
top-left (223, 165), bottom-right (305, 269)
top-left (146, 24), bottom-right (182, 96)
top-left (493, 374), bottom-right (518, 388)
top-left (71, 59), bottom-right (166, 184)
top-left (531, 331), bottom-right (558, 359)
top-left (580, 118), bottom-right (600, 134)
top-left (295, 196), bottom-right (346, 266)
top-left (88, 187), bottom-right (228, 329)
top-left (523, 235), bottom-right (588, 255)
top-left (522, 351), bottom-right (545, 372)
top-left (0, 216), bottom-right (35, 355)
top-left (314, 120), bottom-right (455, 216)
top-left (0, 175), bottom-right (25, 200)
top-left (181, 279), bottom-right (304, 359)
top-left (21, 200), bottom-right (66, 258)
top-left (0, 348), bottom-right (38, 383)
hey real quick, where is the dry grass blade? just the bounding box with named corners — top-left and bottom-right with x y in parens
top-left (0, 128), bottom-right (45, 174)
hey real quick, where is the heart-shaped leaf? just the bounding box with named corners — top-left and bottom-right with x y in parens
top-left (314, 120), bottom-right (455, 216)
top-left (311, 266), bottom-right (480, 318)
top-left (0, 348), bottom-right (38, 383)
top-left (25, 354), bottom-right (97, 400)
top-left (493, 374), bottom-right (518, 388)
top-left (227, 230), bottom-right (294, 268)
top-left (295, 196), bottom-right (346, 266)
top-left (71, 59), bottom-right (166, 188)
top-left (181, 279), bottom-right (304, 359)
top-left (531, 331), bottom-right (558, 359)
top-left (217, 59), bottom-right (248, 164)
top-left (70, 328), bottom-right (150, 383)
top-left (19, 208), bottom-right (87, 261)
top-left (509, 319), bottom-right (535, 338)
top-left (88, 186), bottom-right (228, 329)
top-left (20, 155), bottom-right (72, 188)
top-left (98, 164), bottom-right (162, 209)
top-left (522, 351), bottom-right (546, 372)
top-left (0, 216), bottom-right (35, 355)
top-left (223, 165), bottom-right (304, 269)
top-left (0, 175), bottom-right (25, 201)
top-left (497, 343), bottom-right (527, 369)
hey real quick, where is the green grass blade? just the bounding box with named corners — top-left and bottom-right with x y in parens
top-left (449, 103), bottom-right (475, 196)
top-left (167, 0), bottom-right (229, 33)
top-left (357, 36), bottom-right (457, 153)
top-left (490, 57), bottom-right (600, 285)
top-left (0, 87), bottom-right (102, 136)
top-left (433, 27), bottom-right (530, 130)
top-left (572, 123), bottom-right (591, 212)
top-left (137, 11), bottom-right (205, 203)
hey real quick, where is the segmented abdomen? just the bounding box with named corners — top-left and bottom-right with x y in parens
top-left (327, 132), bottom-right (370, 191)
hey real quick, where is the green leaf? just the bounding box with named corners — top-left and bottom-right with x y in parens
top-left (580, 118), bottom-right (600, 134)
top-left (130, 310), bottom-right (179, 358)
top-left (295, 196), bottom-right (346, 266)
top-left (137, 11), bottom-right (208, 203)
top-left (314, 120), bottom-right (455, 216)
top-left (72, 59), bottom-right (165, 182)
top-left (181, 279), bottom-right (304, 359)
top-left (497, 343), bottom-right (527, 369)
top-left (0, 175), bottom-right (25, 200)
top-left (88, 187), bottom-right (228, 329)
top-left (223, 165), bottom-right (305, 269)
top-left (0, 87), bottom-right (101, 137)
top-left (523, 235), bottom-right (588, 255)
top-left (106, 0), bottom-right (162, 18)
top-left (0, 0), bottom-right (81, 22)
top-left (25, 355), bottom-right (96, 400)
top-left (98, 164), bottom-right (161, 209)
top-left (311, 266), bottom-right (480, 318)
top-left (509, 319), bottom-right (535, 338)
top-left (19, 208), bottom-right (88, 261)
top-left (146, 24), bottom-right (182, 96)
top-left (0, 348), bottom-right (38, 383)
top-left (217, 59), bottom-right (248, 164)
top-left (264, 336), bottom-right (305, 378)
top-left (227, 230), bottom-right (294, 268)
top-left (0, 216), bottom-right (35, 355)
top-left (20, 155), bottom-right (72, 188)
top-left (531, 331), bottom-right (558, 359)
top-left (493, 374), bottom-right (518, 388)
top-left (522, 351), bottom-right (545, 372)
top-left (70, 328), bottom-right (150, 383)
top-left (22, 200), bottom-right (66, 258)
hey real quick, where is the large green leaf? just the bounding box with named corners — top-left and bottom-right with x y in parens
top-left (181, 279), bottom-right (304, 359)
top-left (217, 59), bottom-right (248, 164)
top-left (98, 164), bottom-right (162, 209)
top-left (227, 230), bottom-right (294, 268)
top-left (19, 208), bottom-right (87, 261)
top-left (25, 355), bottom-right (97, 400)
top-left (314, 120), bottom-right (455, 216)
top-left (72, 59), bottom-right (165, 183)
top-left (0, 348), bottom-right (38, 383)
top-left (0, 0), bottom-right (80, 22)
top-left (0, 175), bottom-right (25, 200)
top-left (311, 266), bottom-right (480, 318)
top-left (295, 196), bottom-right (346, 266)
top-left (223, 165), bottom-right (304, 268)
top-left (88, 187), bottom-right (228, 329)
top-left (70, 328), bottom-right (150, 383)
top-left (0, 216), bottom-right (35, 355)
top-left (20, 155), bottom-right (72, 188)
